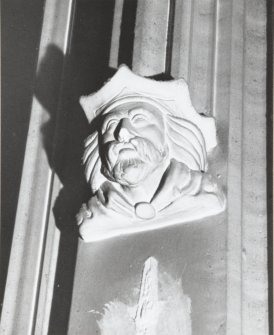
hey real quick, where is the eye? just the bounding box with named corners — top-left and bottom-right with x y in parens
top-left (131, 114), bottom-right (147, 124)
top-left (103, 119), bottom-right (118, 132)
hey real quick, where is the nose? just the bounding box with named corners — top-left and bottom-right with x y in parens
top-left (115, 118), bottom-right (135, 142)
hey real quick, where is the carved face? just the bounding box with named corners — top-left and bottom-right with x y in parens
top-left (99, 102), bottom-right (168, 186)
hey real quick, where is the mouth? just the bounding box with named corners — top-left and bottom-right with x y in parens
top-left (113, 157), bottom-right (145, 185)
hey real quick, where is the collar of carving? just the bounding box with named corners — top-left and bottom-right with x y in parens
top-left (77, 65), bottom-right (226, 242)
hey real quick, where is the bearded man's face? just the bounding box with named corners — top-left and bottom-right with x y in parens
top-left (99, 102), bottom-right (168, 187)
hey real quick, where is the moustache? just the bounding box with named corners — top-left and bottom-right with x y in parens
top-left (103, 137), bottom-right (161, 171)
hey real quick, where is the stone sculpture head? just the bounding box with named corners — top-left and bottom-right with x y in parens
top-left (77, 66), bottom-right (225, 242)
top-left (99, 102), bottom-right (168, 187)
top-left (80, 65), bottom-right (217, 193)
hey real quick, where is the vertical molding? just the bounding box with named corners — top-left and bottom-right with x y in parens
top-left (0, 1), bottom-right (75, 334)
top-left (171, 0), bottom-right (193, 81)
top-left (171, 0), bottom-right (216, 115)
top-left (164, 0), bottom-right (176, 75)
top-left (227, 0), bottom-right (268, 334)
top-left (226, 0), bottom-right (245, 333)
top-left (241, 0), bottom-right (268, 333)
top-left (33, 179), bottom-right (62, 335)
top-left (132, 0), bottom-right (170, 76)
top-left (171, 0), bottom-right (268, 333)
top-left (188, 0), bottom-right (216, 115)
top-left (211, 0), bottom-right (219, 118)
top-left (109, 0), bottom-right (124, 69)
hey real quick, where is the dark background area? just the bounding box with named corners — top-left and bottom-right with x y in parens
top-left (1, 0), bottom-right (45, 308)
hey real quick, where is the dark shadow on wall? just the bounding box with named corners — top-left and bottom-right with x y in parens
top-left (118, 0), bottom-right (138, 66)
top-left (34, 0), bottom-right (174, 330)
top-left (33, 0), bottom-right (172, 333)
top-left (34, 0), bottom-right (118, 334)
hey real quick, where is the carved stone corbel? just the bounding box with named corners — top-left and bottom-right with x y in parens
top-left (77, 65), bottom-right (226, 242)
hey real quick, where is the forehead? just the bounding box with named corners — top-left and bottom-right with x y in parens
top-left (101, 101), bottom-right (164, 121)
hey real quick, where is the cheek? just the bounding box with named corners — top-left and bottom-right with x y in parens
top-left (138, 125), bottom-right (165, 145)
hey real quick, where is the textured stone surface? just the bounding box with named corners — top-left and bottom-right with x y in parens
top-left (69, 217), bottom-right (226, 335)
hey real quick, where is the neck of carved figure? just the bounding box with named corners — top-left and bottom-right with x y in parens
top-left (121, 159), bottom-right (169, 205)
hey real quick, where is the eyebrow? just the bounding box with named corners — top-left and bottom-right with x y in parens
top-left (101, 112), bottom-right (121, 131)
top-left (128, 108), bottom-right (150, 119)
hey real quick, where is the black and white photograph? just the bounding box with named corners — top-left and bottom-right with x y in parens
top-left (1, 0), bottom-right (273, 334)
